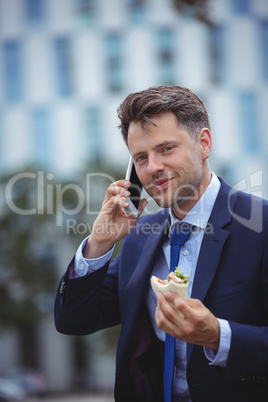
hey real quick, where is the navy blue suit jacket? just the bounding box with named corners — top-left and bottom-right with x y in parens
top-left (55, 178), bottom-right (268, 402)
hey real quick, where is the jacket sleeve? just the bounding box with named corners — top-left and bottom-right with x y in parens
top-left (54, 255), bottom-right (121, 335)
top-left (228, 322), bottom-right (268, 376)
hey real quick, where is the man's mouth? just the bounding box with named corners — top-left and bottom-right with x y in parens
top-left (150, 177), bottom-right (174, 192)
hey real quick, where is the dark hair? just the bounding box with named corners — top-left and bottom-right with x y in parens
top-left (117, 85), bottom-right (210, 144)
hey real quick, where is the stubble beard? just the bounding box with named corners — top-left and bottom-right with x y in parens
top-left (146, 160), bottom-right (203, 212)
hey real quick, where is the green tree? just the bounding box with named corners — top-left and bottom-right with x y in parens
top-left (0, 170), bottom-right (60, 367)
top-left (0, 164), bottom-right (124, 368)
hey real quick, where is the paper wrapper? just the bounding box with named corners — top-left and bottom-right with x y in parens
top-left (150, 275), bottom-right (189, 301)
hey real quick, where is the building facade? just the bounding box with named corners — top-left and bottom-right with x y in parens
top-left (0, 0), bottom-right (268, 393)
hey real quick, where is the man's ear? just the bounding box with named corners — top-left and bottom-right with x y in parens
top-left (198, 128), bottom-right (212, 160)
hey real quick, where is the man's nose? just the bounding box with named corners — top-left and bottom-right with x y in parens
top-left (147, 155), bottom-right (164, 175)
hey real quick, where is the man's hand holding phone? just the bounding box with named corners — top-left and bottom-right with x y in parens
top-left (83, 178), bottom-right (147, 259)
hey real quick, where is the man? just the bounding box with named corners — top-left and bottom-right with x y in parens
top-left (55, 86), bottom-right (268, 402)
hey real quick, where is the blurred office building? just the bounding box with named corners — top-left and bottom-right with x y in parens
top-left (0, 0), bottom-right (268, 394)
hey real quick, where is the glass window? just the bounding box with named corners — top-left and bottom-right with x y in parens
top-left (209, 24), bottom-right (227, 85)
top-left (156, 29), bottom-right (175, 85)
top-left (105, 33), bottom-right (123, 93)
top-left (84, 106), bottom-right (102, 163)
top-left (26, 0), bottom-right (44, 25)
top-left (0, 111), bottom-right (2, 173)
top-left (238, 92), bottom-right (259, 155)
top-left (231, 0), bottom-right (250, 15)
top-left (3, 41), bottom-right (23, 103)
top-left (260, 20), bottom-right (268, 83)
top-left (54, 38), bottom-right (73, 97)
top-left (127, 0), bottom-right (147, 24)
top-left (31, 108), bottom-right (51, 168)
top-left (76, 0), bottom-right (96, 27)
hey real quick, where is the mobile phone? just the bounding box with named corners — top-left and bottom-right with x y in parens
top-left (123, 157), bottom-right (143, 218)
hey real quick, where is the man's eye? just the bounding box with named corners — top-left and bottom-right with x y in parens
top-left (163, 146), bottom-right (173, 152)
top-left (137, 155), bottom-right (147, 162)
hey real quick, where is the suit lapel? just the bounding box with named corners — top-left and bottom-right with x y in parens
top-left (191, 177), bottom-right (238, 302)
top-left (187, 178), bottom-right (238, 363)
top-left (191, 224), bottom-right (230, 302)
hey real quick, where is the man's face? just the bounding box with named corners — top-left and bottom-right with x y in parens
top-left (127, 112), bottom-right (208, 217)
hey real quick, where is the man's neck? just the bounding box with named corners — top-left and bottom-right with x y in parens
top-left (172, 171), bottom-right (212, 220)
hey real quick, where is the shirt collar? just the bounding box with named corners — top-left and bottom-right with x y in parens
top-left (169, 172), bottom-right (221, 230)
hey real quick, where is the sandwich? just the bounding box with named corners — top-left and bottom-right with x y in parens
top-left (151, 267), bottom-right (190, 301)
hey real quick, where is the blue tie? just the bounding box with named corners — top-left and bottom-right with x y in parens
top-left (164, 223), bottom-right (192, 402)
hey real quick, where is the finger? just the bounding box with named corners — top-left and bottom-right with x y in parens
top-left (155, 298), bottom-right (180, 336)
top-left (164, 292), bottom-right (192, 317)
top-left (164, 295), bottom-right (212, 332)
top-left (104, 180), bottom-right (131, 203)
top-left (112, 179), bottom-right (131, 188)
top-left (102, 194), bottom-right (129, 214)
top-left (103, 195), bottom-right (141, 230)
top-left (155, 294), bottom-right (170, 331)
top-left (156, 293), bottom-right (192, 339)
top-left (156, 292), bottom-right (185, 325)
